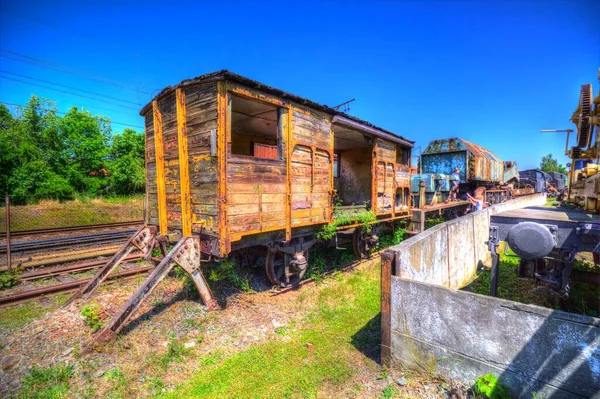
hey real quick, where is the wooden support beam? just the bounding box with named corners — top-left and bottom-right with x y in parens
top-left (176, 88), bottom-right (192, 237)
top-left (152, 100), bottom-right (168, 235)
top-left (217, 82), bottom-right (228, 256)
top-left (380, 250), bottom-right (394, 367)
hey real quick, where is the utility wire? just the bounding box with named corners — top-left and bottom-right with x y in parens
top-left (0, 101), bottom-right (144, 129)
top-left (0, 70), bottom-right (140, 106)
top-left (0, 75), bottom-right (140, 111)
top-left (0, 49), bottom-right (155, 95)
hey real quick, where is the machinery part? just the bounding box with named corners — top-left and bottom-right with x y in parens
top-left (574, 84), bottom-right (593, 148)
top-left (570, 146), bottom-right (581, 159)
top-left (65, 226), bottom-right (158, 305)
top-left (96, 236), bottom-right (218, 342)
top-left (265, 237), bottom-right (315, 287)
top-left (353, 225), bottom-right (380, 259)
top-left (487, 226), bottom-right (500, 296)
top-left (506, 222), bottom-right (555, 260)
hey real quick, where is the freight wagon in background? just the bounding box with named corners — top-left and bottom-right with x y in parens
top-left (67, 70), bottom-right (414, 341)
top-left (411, 138), bottom-right (523, 206)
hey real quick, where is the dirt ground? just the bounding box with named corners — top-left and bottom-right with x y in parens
top-left (0, 259), bottom-right (468, 398)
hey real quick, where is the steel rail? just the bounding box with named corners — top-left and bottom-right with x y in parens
top-left (0, 220), bottom-right (143, 239)
top-left (0, 230), bottom-right (136, 253)
top-left (19, 254), bottom-right (144, 281)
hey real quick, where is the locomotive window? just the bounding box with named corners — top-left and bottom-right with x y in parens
top-left (230, 95), bottom-right (281, 160)
top-left (396, 145), bottom-right (410, 166)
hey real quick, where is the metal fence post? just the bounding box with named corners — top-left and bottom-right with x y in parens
top-left (5, 194), bottom-right (11, 271)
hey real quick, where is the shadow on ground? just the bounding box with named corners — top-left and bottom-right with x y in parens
top-left (351, 312), bottom-right (382, 364)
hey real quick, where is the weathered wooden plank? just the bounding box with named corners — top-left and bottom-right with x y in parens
top-left (261, 202), bottom-right (285, 212)
top-left (229, 203), bottom-right (260, 216)
top-left (228, 193), bottom-right (260, 205)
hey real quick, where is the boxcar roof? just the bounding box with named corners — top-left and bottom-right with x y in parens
top-left (422, 137), bottom-right (502, 162)
top-left (139, 70), bottom-right (414, 147)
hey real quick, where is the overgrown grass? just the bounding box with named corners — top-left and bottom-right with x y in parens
top-left (17, 364), bottom-right (74, 399)
top-left (0, 196), bottom-right (143, 232)
top-left (463, 248), bottom-right (600, 317)
top-left (316, 210), bottom-right (377, 241)
top-left (161, 260), bottom-right (381, 399)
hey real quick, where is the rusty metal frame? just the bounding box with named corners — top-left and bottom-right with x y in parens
top-left (96, 236), bottom-right (218, 342)
top-left (152, 101), bottom-right (168, 235)
top-left (176, 88), bottom-right (193, 237)
top-left (65, 226), bottom-right (158, 305)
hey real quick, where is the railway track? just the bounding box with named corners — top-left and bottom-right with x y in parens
top-left (0, 264), bottom-right (153, 307)
top-left (0, 230), bottom-right (136, 254)
top-left (0, 221), bottom-right (143, 239)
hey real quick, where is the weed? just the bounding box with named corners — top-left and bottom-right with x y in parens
top-left (316, 210), bottom-right (377, 241)
top-left (205, 259), bottom-right (251, 292)
top-left (158, 335), bottom-right (189, 370)
top-left (381, 385), bottom-right (396, 399)
top-left (0, 268), bottom-right (21, 290)
top-left (18, 364), bottom-right (74, 399)
top-left (81, 302), bottom-right (104, 331)
top-left (473, 373), bottom-right (510, 399)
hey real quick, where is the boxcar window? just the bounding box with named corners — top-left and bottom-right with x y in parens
top-left (396, 145), bottom-right (410, 166)
top-left (333, 153), bottom-right (340, 178)
top-left (230, 94), bottom-right (281, 160)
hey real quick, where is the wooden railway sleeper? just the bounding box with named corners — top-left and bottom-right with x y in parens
top-left (65, 226), bottom-right (158, 306)
top-left (96, 236), bottom-right (218, 342)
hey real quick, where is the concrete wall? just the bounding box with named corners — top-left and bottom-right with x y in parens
top-left (389, 278), bottom-right (600, 399)
top-left (380, 193), bottom-right (600, 398)
top-left (393, 193), bottom-right (547, 289)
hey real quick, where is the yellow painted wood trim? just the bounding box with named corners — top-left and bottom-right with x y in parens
top-left (152, 100), bottom-right (168, 235)
top-left (217, 81), bottom-right (228, 256)
top-left (285, 107), bottom-right (292, 242)
top-left (176, 88), bottom-right (192, 237)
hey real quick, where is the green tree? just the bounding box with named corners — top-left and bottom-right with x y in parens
top-left (107, 128), bottom-right (145, 195)
top-left (539, 153), bottom-right (568, 174)
top-left (59, 107), bottom-right (111, 195)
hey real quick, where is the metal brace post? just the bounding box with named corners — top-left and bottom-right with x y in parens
top-left (487, 226), bottom-right (500, 296)
top-left (65, 226), bottom-right (158, 306)
top-left (96, 236), bottom-right (218, 342)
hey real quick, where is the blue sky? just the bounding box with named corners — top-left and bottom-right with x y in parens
top-left (1, 0), bottom-right (598, 169)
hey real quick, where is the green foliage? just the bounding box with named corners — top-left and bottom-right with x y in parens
top-left (81, 302), bottom-right (104, 330)
top-left (539, 153), bottom-right (568, 174)
top-left (157, 334), bottom-right (190, 370)
top-left (473, 373), bottom-right (510, 399)
top-left (206, 259), bottom-right (251, 292)
top-left (425, 217), bottom-right (445, 228)
top-left (0, 268), bottom-right (21, 290)
top-left (381, 385), bottom-right (396, 398)
top-left (316, 210), bottom-right (377, 241)
top-left (18, 364), bottom-right (74, 399)
top-left (0, 96), bottom-right (144, 202)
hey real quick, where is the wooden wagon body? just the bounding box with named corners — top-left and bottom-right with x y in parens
top-left (140, 70), bottom-right (414, 266)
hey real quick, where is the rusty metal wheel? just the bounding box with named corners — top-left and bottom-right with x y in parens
top-left (352, 225), bottom-right (379, 259)
top-left (265, 247), bottom-right (308, 288)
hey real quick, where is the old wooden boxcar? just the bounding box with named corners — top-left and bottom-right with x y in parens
top-left (140, 70), bottom-right (413, 285)
top-left (69, 71), bottom-right (413, 340)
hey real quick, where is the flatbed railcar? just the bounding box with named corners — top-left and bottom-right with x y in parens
top-left (67, 70), bottom-right (415, 341)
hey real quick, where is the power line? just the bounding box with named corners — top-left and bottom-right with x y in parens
top-left (0, 70), bottom-right (141, 106)
top-left (0, 49), bottom-right (155, 95)
top-left (0, 101), bottom-right (143, 129)
top-left (0, 75), bottom-right (140, 111)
